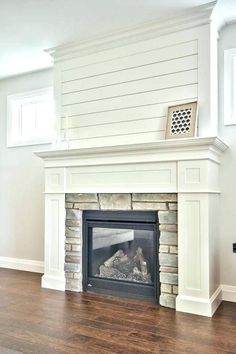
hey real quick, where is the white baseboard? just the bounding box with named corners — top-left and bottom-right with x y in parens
top-left (0, 257), bottom-right (44, 274)
top-left (42, 274), bottom-right (65, 291)
top-left (221, 285), bottom-right (236, 302)
top-left (176, 286), bottom-right (222, 317)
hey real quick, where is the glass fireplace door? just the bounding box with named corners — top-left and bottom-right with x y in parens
top-left (83, 211), bottom-right (159, 301)
top-left (89, 225), bottom-right (154, 285)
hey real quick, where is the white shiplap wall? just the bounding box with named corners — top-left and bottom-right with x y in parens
top-left (57, 30), bottom-right (199, 148)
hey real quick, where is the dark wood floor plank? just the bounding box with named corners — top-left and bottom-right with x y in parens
top-left (0, 268), bottom-right (236, 354)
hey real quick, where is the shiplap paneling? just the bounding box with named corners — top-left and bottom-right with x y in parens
top-left (62, 69), bottom-right (197, 106)
top-left (61, 98), bottom-right (197, 129)
top-left (62, 84), bottom-right (197, 116)
top-left (62, 116), bottom-right (166, 140)
top-left (62, 40), bottom-right (197, 82)
top-left (63, 131), bottom-right (165, 149)
top-left (58, 36), bottom-right (198, 147)
top-left (62, 55), bottom-right (197, 94)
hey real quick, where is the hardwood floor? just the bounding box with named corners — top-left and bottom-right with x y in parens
top-left (0, 269), bottom-right (235, 354)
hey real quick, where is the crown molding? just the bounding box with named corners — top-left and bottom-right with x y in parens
top-left (35, 136), bottom-right (228, 162)
top-left (47, 1), bottom-right (217, 63)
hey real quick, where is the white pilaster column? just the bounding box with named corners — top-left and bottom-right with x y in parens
top-left (41, 193), bottom-right (66, 291)
top-left (176, 160), bottom-right (222, 316)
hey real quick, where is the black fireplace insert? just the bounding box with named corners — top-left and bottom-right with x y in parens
top-left (82, 210), bottom-right (159, 302)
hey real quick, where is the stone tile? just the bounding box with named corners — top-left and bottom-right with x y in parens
top-left (64, 263), bottom-right (80, 272)
top-left (160, 232), bottom-right (178, 246)
top-left (65, 219), bottom-right (81, 227)
top-left (65, 244), bottom-right (71, 251)
top-left (132, 202), bottom-right (167, 210)
top-left (159, 224), bottom-right (177, 232)
top-left (99, 194), bottom-right (131, 210)
top-left (66, 193), bottom-right (98, 203)
top-left (170, 246), bottom-right (178, 254)
top-left (65, 272), bottom-right (74, 279)
top-left (173, 285), bottom-right (178, 295)
top-left (65, 226), bottom-right (80, 238)
top-left (159, 245), bottom-right (169, 253)
top-left (66, 209), bottom-right (81, 220)
top-left (72, 244), bottom-right (81, 252)
top-left (74, 203), bottom-right (100, 210)
top-left (65, 237), bottom-right (80, 245)
top-left (168, 203), bottom-right (178, 210)
top-left (161, 283), bottom-right (172, 294)
top-left (160, 272), bottom-right (178, 285)
top-left (160, 294), bottom-right (176, 309)
top-left (65, 255), bottom-right (80, 263)
top-left (65, 251), bottom-right (80, 257)
top-left (73, 273), bottom-right (81, 280)
top-left (160, 266), bottom-right (178, 273)
top-left (132, 194), bottom-right (177, 202)
top-left (66, 279), bottom-right (82, 292)
top-left (65, 202), bottom-right (73, 209)
top-left (158, 211), bottom-right (177, 225)
top-left (159, 254), bottom-right (178, 267)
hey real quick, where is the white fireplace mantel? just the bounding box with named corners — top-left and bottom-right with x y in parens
top-left (36, 136), bottom-right (228, 317)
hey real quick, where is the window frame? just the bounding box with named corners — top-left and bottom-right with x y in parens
top-left (7, 87), bottom-right (54, 147)
top-left (224, 48), bottom-right (236, 126)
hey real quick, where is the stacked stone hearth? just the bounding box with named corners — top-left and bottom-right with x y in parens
top-left (65, 193), bottom-right (178, 309)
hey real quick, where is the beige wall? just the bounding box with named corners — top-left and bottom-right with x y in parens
top-left (0, 69), bottom-right (53, 262)
top-left (218, 23), bottom-right (236, 286)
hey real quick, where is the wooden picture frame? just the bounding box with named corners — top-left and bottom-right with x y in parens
top-left (165, 101), bottom-right (198, 139)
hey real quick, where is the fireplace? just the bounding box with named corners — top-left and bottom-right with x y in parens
top-left (65, 192), bottom-right (178, 308)
top-left (82, 210), bottom-right (159, 301)
top-left (36, 137), bottom-right (227, 317)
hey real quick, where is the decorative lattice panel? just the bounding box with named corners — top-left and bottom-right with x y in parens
top-left (171, 108), bottom-right (192, 135)
top-left (166, 102), bottom-right (197, 139)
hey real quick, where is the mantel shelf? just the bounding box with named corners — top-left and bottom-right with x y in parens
top-left (35, 137), bottom-right (228, 162)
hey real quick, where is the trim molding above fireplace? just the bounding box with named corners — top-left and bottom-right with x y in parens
top-left (35, 136), bottom-right (227, 317)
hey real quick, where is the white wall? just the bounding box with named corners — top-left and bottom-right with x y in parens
top-left (218, 23), bottom-right (236, 287)
top-left (0, 69), bottom-right (53, 262)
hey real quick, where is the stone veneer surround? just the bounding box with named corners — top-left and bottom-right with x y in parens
top-left (65, 193), bottom-right (178, 309)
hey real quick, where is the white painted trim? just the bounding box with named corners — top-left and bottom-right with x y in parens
top-left (7, 87), bottom-right (54, 148)
top-left (221, 285), bottom-right (236, 302)
top-left (35, 137), bottom-right (228, 160)
top-left (0, 257), bottom-right (44, 274)
top-left (176, 286), bottom-right (222, 317)
top-left (42, 274), bottom-right (66, 291)
top-left (47, 2), bottom-right (217, 61)
top-left (224, 48), bottom-right (236, 125)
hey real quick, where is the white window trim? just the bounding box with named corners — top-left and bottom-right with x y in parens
top-left (7, 87), bottom-right (54, 147)
top-left (224, 48), bottom-right (236, 126)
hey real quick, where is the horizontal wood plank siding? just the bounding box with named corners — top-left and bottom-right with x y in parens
top-left (62, 70), bottom-right (197, 106)
top-left (58, 35), bottom-right (198, 147)
top-left (62, 55), bottom-right (197, 94)
top-left (62, 40), bottom-right (197, 82)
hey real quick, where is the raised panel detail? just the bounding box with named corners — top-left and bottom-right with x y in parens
top-left (66, 162), bottom-right (177, 193)
top-left (186, 200), bottom-right (201, 291)
top-left (178, 193), bottom-right (209, 298)
top-left (185, 168), bottom-right (201, 184)
top-left (44, 194), bottom-right (65, 277)
top-left (45, 168), bottom-right (65, 193)
top-left (178, 160), bottom-right (208, 192)
top-left (178, 160), bottom-right (220, 192)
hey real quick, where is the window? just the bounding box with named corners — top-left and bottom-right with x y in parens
top-left (7, 87), bottom-right (54, 147)
top-left (224, 48), bottom-right (236, 125)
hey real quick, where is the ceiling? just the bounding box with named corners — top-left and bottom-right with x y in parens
top-left (0, 0), bottom-right (235, 80)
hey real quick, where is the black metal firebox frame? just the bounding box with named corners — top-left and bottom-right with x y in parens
top-left (82, 210), bottom-right (159, 302)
